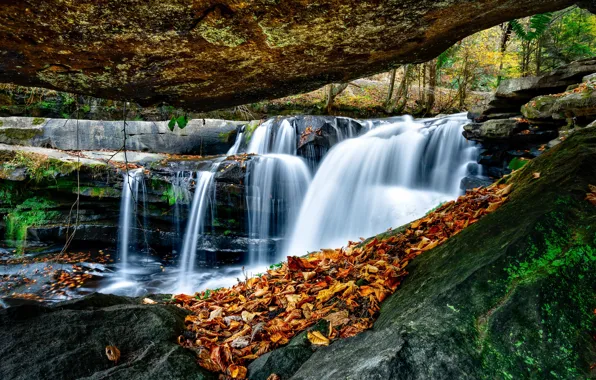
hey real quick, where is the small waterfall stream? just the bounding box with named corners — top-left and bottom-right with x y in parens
top-left (117, 168), bottom-right (145, 276)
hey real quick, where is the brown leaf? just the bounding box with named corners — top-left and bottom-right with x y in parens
top-left (533, 172), bottom-right (541, 179)
top-left (142, 297), bottom-right (157, 305)
top-left (105, 345), bottom-right (121, 363)
top-left (267, 374), bottom-right (281, 380)
top-left (324, 310), bottom-right (349, 330)
top-left (307, 330), bottom-right (330, 346)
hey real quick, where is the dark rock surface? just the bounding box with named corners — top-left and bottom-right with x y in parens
top-left (0, 293), bottom-right (214, 380)
top-left (248, 126), bottom-right (596, 379)
top-left (0, 1), bottom-right (578, 111)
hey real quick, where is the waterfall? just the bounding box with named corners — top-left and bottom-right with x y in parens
top-left (246, 154), bottom-right (312, 264)
top-left (239, 118), bottom-right (312, 263)
top-left (227, 132), bottom-right (244, 156)
top-left (117, 168), bottom-right (145, 276)
top-left (285, 114), bottom-right (478, 257)
top-left (272, 120), bottom-right (297, 154)
top-left (247, 119), bottom-right (273, 154)
top-left (176, 171), bottom-right (215, 293)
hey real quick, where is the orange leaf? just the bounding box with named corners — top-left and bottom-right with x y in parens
top-left (228, 365), bottom-right (248, 379)
top-left (105, 345), bottom-right (121, 363)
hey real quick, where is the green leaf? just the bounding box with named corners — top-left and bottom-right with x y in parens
top-left (168, 117), bottom-right (176, 132)
top-left (176, 115), bottom-right (188, 129)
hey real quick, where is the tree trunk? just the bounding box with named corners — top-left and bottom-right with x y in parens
top-left (385, 68), bottom-right (398, 106)
top-left (535, 37), bottom-right (543, 76)
top-left (426, 60), bottom-right (437, 115)
top-left (386, 65), bottom-right (410, 114)
top-left (326, 83), bottom-right (349, 114)
top-left (497, 23), bottom-right (513, 85)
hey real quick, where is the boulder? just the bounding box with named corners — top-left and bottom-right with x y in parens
top-left (551, 89), bottom-right (596, 122)
top-left (0, 293), bottom-right (214, 380)
top-left (463, 119), bottom-right (526, 142)
top-left (248, 124), bottom-right (596, 380)
top-left (521, 95), bottom-right (559, 120)
top-left (0, 1), bottom-right (578, 110)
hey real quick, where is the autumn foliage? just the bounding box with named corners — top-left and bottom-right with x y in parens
top-left (174, 183), bottom-right (513, 378)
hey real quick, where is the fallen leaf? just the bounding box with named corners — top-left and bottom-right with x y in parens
top-left (307, 330), bottom-right (330, 346)
top-left (227, 364), bottom-right (247, 379)
top-left (324, 310), bottom-right (350, 328)
top-left (533, 172), bottom-right (541, 179)
top-left (142, 298), bottom-right (157, 305)
top-left (105, 345), bottom-right (120, 363)
top-left (241, 311), bottom-right (256, 323)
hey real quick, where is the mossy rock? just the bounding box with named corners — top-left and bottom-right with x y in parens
top-left (521, 95), bottom-right (558, 120)
top-left (250, 127), bottom-right (596, 379)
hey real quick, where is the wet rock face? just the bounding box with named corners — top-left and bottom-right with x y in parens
top-left (0, 1), bottom-right (577, 110)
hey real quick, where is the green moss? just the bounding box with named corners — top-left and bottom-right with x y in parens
top-left (79, 186), bottom-right (120, 199)
top-left (258, 22), bottom-right (299, 48)
top-left (219, 129), bottom-right (237, 143)
top-left (4, 197), bottom-right (60, 252)
top-left (243, 120), bottom-right (261, 142)
top-left (508, 157), bottom-right (530, 171)
top-left (3, 151), bottom-right (82, 182)
top-left (32, 118), bottom-right (46, 125)
top-left (198, 23), bottom-right (246, 47)
top-left (0, 127), bottom-right (43, 141)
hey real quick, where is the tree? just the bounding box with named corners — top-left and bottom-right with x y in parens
top-left (325, 83), bottom-right (349, 114)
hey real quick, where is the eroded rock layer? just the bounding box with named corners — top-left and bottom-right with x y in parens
top-left (0, 0), bottom-right (578, 110)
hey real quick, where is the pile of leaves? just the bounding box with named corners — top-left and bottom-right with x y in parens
top-left (174, 184), bottom-right (513, 378)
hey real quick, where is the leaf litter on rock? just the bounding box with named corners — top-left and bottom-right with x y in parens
top-left (173, 183), bottom-right (512, 378)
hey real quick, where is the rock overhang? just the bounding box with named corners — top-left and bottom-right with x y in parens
top-left (0, 0), bottom-right (583, 111)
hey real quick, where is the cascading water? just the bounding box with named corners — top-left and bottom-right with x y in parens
top-left (246, 155), bottom-right (311, 263)
top-left (247, 119), bottom-right (274, 154)
top-left (176, 170), bottom-right (216, 293)
top-left (117, 168), bottom-right (145, 276)
top-left (227, 132), bottom-right (244, 156)
top-left (239, 118), bottom-right (313, 263)
top-left (285, 114), bottom-right (479, 257)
